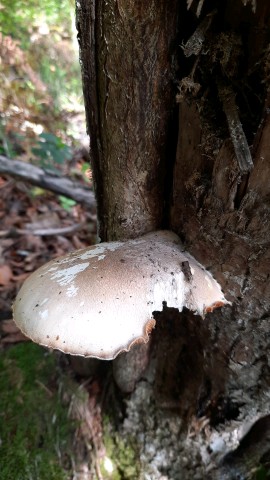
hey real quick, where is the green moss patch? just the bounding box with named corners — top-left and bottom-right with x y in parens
top-left (101, 418), bottom-right (140, 480)
top-left (0, 343), bottom-right (75, 480)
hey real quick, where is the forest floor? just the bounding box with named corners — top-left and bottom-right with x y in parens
top-left (0, 170), bottom-right (125, 479)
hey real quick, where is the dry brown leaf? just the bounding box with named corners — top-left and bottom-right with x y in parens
top-left (1, 319), bottom-right (18, 334)
top-left (0, 264), bottom-right (13, 285)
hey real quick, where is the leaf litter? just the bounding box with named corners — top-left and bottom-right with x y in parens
top-left (0, 173), bottom-right (118, 479)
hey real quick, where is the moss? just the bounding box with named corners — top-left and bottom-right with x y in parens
top-left (0, 343), bottom-right (75, 480)
top-left (253, 465), bottom-right (270, 480)
top-left (100, 418), bottom-right (140, 480)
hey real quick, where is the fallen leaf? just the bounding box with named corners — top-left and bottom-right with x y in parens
top-left (0, 264), bottom-right (13, 285)
top-left (1, 319), bottom-right (18, 334)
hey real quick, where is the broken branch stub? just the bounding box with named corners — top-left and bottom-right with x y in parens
top-left (13, 231), bottom-right (229, 360)
top-left (218, 84), bottom-right (254, 174)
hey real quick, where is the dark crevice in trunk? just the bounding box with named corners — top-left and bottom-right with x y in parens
top-left (234, 173), bottom-right (249, 209)
top-left (162, 104), bottom-right (179, 231)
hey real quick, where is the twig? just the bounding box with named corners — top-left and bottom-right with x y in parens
top-left (0, 155), bottom-right (96, 211)
top-left (181, 9), bottom-right (216, 56)
top-left (186, 0), bottom-right (206, 17)
top-left (218, 84), bottom-right (254, 173)
top-left (196, 0), bottom-right (205, 17)
top-left (35, 379), bottom-right (53, 397)
top-left (242, 0), bottom-right (256, 13)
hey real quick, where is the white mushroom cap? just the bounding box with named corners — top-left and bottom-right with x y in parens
top-left (13, 231), bottom-right (229, 360)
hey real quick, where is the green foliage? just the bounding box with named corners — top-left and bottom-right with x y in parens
top-left (59, 195), bottom-right (77, 211)
top-left (0, 120), bottom-right (16, 158)
top-left (254, 465), bottom-right (270, 480)
top-left (81, 162), bottom-right (92, 182)
top-left (32, 133), bottom-right (72, 170)
top-left (37, 48), bottom-right (82, 113)
top-left (0, 0), bottom-right (83, 139)
top-left (0, 343), bottom-right (75, 480)
top-left (0, 0), bottom-right (73, 47)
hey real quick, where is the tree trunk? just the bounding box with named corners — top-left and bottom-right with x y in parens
top-left (77, 1), bottom-right (270, 478)
top-left (77, 0), bottom-right (179, 240)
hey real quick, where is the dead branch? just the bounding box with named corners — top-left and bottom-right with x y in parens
top-left (218, 84), bottom-right (254, 174)
top-left (181, 9), bottom-right (216, 56)
top-left (0, 155), bottom-right (96, 211)
top-left (0, 223), bottom-right (88, 238)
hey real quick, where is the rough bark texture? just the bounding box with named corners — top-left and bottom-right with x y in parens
top-left (166, 1), bottom-right (270, 477)
top-left (77, 0), bottom-right (179, 240)
top-left (77, 0), bottom-right (270, 478)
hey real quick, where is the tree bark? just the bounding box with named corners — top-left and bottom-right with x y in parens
top-left (168, 2), bottom-right (270, 477)
top-left (78, 0), bottom-right (270, 478)
top-left (77, 0), bottom-right (179, 240)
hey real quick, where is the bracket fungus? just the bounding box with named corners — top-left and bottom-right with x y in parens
top-left (13, 231), bottom-right (229, 360)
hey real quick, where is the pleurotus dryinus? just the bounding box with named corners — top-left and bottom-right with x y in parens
top-left (13, 230), bottom-right (229, 360)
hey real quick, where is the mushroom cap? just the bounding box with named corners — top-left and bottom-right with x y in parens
top-left (13, 231), bottom-right (228, 360)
